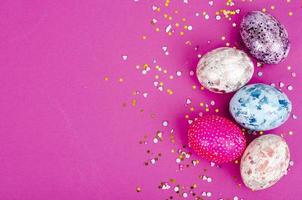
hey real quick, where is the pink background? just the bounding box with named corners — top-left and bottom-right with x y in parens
top-left (0, 0), bottom-right (301, 199)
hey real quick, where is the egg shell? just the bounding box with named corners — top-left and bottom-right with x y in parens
top-left (240, 134), bottom-right (290, 191)
top-left (196, 47), bottom-right (254, 93)
top-left (230, 83), bottom-right (292, 131)
top-left (188, 115), bottom-right (246, 164)
top-left (240, 11), bottom-right (290, 64)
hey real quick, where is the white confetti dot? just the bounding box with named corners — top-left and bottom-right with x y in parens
top-left (165, 25), bottom-right (172, 33)
top-left (183, 192), bottom-right (188, 198)
top-left (150, 159), bottom-right (156, 164)
top-left (186, 98), bottom-right (192, 104)
top-left (189, 70), bottom-right (195, 76)
top-left (293, 114), bottom-right (298, 120)
top-left (162, 121), bottom-right (169, 126)
top-left (143, 92), bottom-right (148, 98)
top-left (207, 177), bottom-right (212, 182)
top-left (287, 85), bottom-right (293, 91)
top-left (206, 192), bottom-right (212, 197)
top-left (257, 71), bottom-right (263, 77)
top-left (174, 186), bottom-right (179, 192)
top-left (176, 71), bottom-right (182, 76)
top-left (205, 14), bottom-right (210, 20)
top-left (234, 196), bottom-right (239, 200)
top-left (187, 25), bottom-right (193, 31)
top-left (216, 15), bottom-right (221, 20)
top-left (176, 158), bottom-right (181, 163)
top-left (279, 82), bottom-right (285, 88)
top-left (209, 1), bottom-right (214, 6)
top-left (153, 138), bottom-right (158, 143)
top-left (289, 160), bottom-right (294, 166)
top-left (122, 55), bottom-right (128, 60)
top-left (210, 100), bottom-right (215, 106)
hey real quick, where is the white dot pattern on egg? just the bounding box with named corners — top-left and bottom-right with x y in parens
top-left (196, 47), bottom-right (254, 93)
top-left (188, 115), bottom-right (246, 164)
top-left (240, 134), bottom-right (290, 191)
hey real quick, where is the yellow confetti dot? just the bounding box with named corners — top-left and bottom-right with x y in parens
top-left (199, 102), bottom-right (204, 107)
top-left (164, 13), bottom-right (168, 18)
top-left (155, 75), bottom-right (160, 79)
top-left (168, 16), bottom-right (173, 20)
top-left (192, 85), bottom-right (197, 90)
top-left (167, 89), bottom-right (174, 95)
top-left (169, 75), bottom-right (174, 79)
top-left (168, 32), bottom-right (172, 36)
top-left (175, 23), bottom-right (180, 27)
top-left (190, 107), bottom-right (194, 112)
top-left (185, 114), bottom-right (189, 119)
top-left (215, 108), bottom-right (219, 113)
top-left (104, 76), bottom-right (109, 81)
top-left (159, 82), bottom-right (164, 86)
top-left (270, 5), bottom-right (275, 10)
top-left (142, 35), bottom-right (147, 40)
top-left (119, 78), bottom-right (124, 82)
top-left (132, 99), bottom-right (137, 107)
top-left (205, 108), bottom-right (210, 112)
top-left (259, 131), bottom-right (264, 135)
top-left (182, 17), bottom-right (186, 22)
top-left (234, 160), bottom-right (239, 164)
top-left (289, 11), bottom-right (293, 16)
top-left (180, 31), bottom-right (184, 36)
top-left (200, 86), bottom-right (205, 91)
top-left (155, 27), bottom-right (160, 32)
top-left (163, 69), bottom-right (168, 74)
top-left (184, 25), bottom-right (188, 29)
top-left (262, 8), bottom-right (267, 12)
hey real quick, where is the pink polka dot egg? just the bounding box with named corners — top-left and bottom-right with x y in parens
top-left (188, 115), bottom-right (246, 164)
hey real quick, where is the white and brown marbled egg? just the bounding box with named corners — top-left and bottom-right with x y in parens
top-left (240, 134), bottom-right (290, 191)
top-left (196, 47), bottom-right (254, 93)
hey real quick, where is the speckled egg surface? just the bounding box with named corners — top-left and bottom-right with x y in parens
top-left (230, 83), bottom-right (292, 131)
top-left (188, 115), bottom-right (246, 164)
top-left (241, 134), bottom-right (290, 191)
top-left (240, 11), bottom-right (290, 64)
top-left (196, 47), bottom-right (254, 93)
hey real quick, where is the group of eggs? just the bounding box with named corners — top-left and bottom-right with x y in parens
top-left (188, 11), bottom-right (292, 191)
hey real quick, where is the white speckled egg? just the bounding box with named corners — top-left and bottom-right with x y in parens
top-left (196, 47), bottom-right (254, 93)
top-left (240, 134), bottom-right (290, 191)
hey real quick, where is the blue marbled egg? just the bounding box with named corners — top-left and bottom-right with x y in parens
top-left (230, 83), bottom-right (292, 131)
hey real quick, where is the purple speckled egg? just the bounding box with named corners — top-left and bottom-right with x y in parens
top-left (188, 115), bottom-right (246, 164)
top-left (240, 11), bottom-right (290, 64)
top-left (240, 134), bottom-right (290, 191)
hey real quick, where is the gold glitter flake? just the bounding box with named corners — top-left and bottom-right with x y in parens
top-left (136, 186), bottom-right (142, 192)
top-left (132, 99), bottom-right (137, 107)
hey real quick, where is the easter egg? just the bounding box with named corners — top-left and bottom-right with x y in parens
top-left (241, 134), bottom-right (290, 191)
top-left (196, 47), bottom-right (254, 93)
top-left (240, 11), bottom-right (290, 64)
top-left (188, 115), bottom-right (246, 164)
top-left (230, 83), bottom-right (292, 131)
